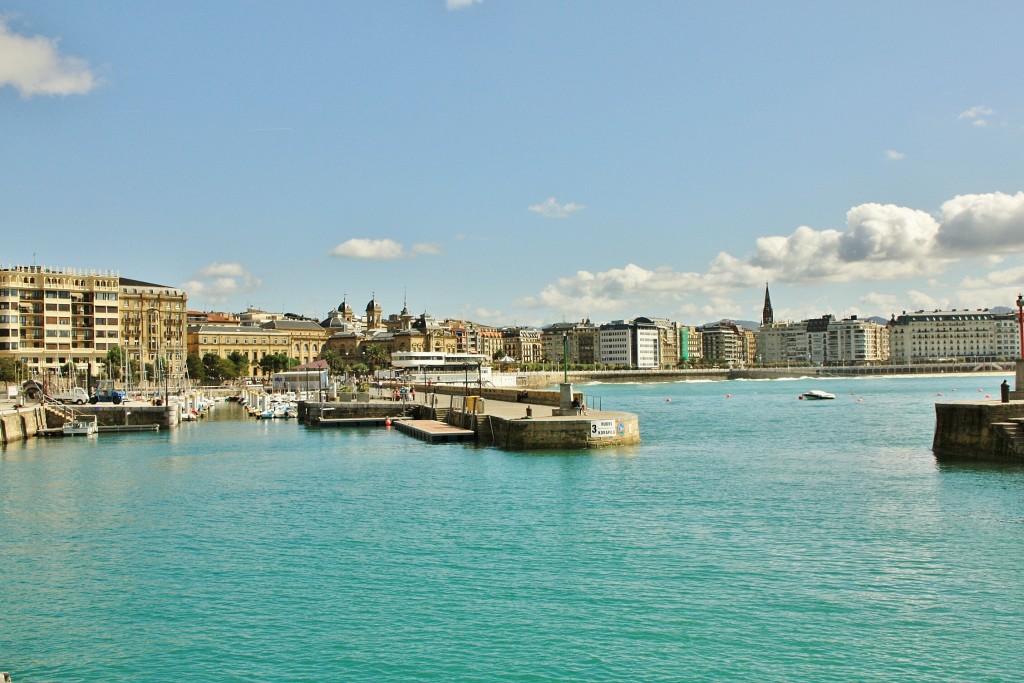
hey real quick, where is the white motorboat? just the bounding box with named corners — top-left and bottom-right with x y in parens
top-left (63, 414), bottom-right (99, 436)
top-left (800, 390), bottom-right (836, 400)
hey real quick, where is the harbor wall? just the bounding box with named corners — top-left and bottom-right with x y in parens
top-left (300, 402), bottom-right (410, 422)
top-left (411, 384), bottom-right (578, 408)
top-left (0, 405), bottom-right (47, 444)
top-left (481, 412), bottom-right (641, 450)
top-left (44, 405), bottom-right (180, 431)
top-left (933, 400), bottom-right (1024, 461)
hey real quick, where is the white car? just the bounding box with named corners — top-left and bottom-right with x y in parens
top-left (52, 387), bottom-right (90, 405)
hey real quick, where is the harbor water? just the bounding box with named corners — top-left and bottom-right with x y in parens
top-left (2, 375), bottom-right (1023, 681)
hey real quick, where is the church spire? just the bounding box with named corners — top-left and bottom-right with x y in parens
top-left (762, 283), bottom-right (774, 326)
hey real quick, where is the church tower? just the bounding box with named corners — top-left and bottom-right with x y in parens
top-left (761, 283), bottom-right (774, 326)
top-left (365, 293), bottom-right (383, 331)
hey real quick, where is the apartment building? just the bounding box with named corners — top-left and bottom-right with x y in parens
top-left (888, 309), bottom-right (1020, 363)
top-left (119, 278), bottom-right (189, 385)
top-left (0, 265), bottom-right (121, 377)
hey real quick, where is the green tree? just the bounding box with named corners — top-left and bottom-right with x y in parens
top-left (322, 349), bottom-right (348, 376)
top-left (259, 353), bottom-right (291, 376)
top-left (202, 353), bottom-right (232, 383)
top-left (0, 357), bottom-right (24, 390)
top-left (186, 353), bottom-right (206, 382)
top-left (362, 344), bottom-right (389, 372)
top-left (105, 346), bottom-right (125, 380)
top-left (226, 351), bottom-right (250, 379)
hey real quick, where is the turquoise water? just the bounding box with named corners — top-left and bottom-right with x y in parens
top-left (2, 375), bottom-right (1023, 682)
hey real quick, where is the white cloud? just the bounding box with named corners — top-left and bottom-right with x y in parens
top-left (330, 238), bottom-right (404, 259)
top-left (328, 237), bottom-right (442, 259)
top-left (958, 105), bottom-right (994, 127)
top-left (860, 292), bottom-right (900, 309)
top-left (446, 0), bottom-right (483, 9)
top-left (936, 191), bottom-right (1024, 254)
top-left (0, 18), bottom-right (98, 98)
top-left (521, 190), bottom-right (1024, 321)
top-left (181, 262), bottom-right (261, 304)
top-left (960, 264), bottom-right (1024, 289)
top-left (528, 197), bottom-right (586, 218)
top-left (885, 150), bottom-right (905, 160)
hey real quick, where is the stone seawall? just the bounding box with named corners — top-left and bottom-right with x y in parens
top-left (44, 405), bottom-right (179, 431)
top-left (480, 412), bottom-right (641, 450)
top-left (0, 405), bottom-right (48, 444)
top-left (933, 400), bottom-right (1024, 461)
top-left (411, 384), bottom-right (576, 408)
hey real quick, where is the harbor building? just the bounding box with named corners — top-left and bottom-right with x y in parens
top-left (888, 309), bottom-right (1020, 363)
top-left (698, 320), bottom-right (752, 366)
top-left (0, 265), bottom-right (121, 378)
top-left (597, 319), bottom-right (660, 369)
top-left (119, 278), bottom-right (189, 387)
top-left (501, 327), bottom-right (542, 363)
top-left (186, 324), bottom-right (290, 377)
top-left (679, 325), bottom-right (703, 365)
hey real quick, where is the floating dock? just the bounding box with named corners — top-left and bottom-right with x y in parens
top-left (393, 419), bottom-right (476, 444)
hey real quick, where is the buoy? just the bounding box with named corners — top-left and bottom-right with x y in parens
top-left (385, 418), bottom-right (392, 427)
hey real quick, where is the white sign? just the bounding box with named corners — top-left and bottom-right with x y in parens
top-left (590, 419), bottom-right (616, 438)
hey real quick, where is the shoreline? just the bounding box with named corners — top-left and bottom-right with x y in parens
top-left (515, 362), bottom-right (1016, 386)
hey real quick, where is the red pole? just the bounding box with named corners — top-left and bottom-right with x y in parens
top-left (1018, 294), bottom-right (1024, 360)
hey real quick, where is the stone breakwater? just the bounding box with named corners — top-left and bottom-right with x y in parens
top-left (0, 405), bottom-right (48, 444)
top-left (933, 400), bottom-right (1024, 461)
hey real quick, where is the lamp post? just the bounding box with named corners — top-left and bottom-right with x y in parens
top-left (1017, 293), bottom-right (1023, 360)
top-left (563, 332), bottom-right (568, 384)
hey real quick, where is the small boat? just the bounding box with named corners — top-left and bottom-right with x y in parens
top-left (63, 414), bottom-right (99, 436)
top-left (800, 390), bottom-right (836, 401)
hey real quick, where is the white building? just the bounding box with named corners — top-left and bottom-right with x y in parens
top-left (888, 309), bottom-right (1020, 363)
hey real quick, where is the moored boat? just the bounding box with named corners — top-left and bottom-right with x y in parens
top-left (800, 390), bottom-right (836, 400)
top-left (63, 414), bottom-right (99, 436)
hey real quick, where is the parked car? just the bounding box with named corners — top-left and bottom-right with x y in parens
top-left (52, 387), bottom-right (90, 405)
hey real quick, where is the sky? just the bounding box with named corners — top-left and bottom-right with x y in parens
top-left (3, 1), bottom-right (1024, 328)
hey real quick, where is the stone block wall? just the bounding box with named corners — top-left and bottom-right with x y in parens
top-left (483, 413), bottom-right (640, 450)
top-left (933, 400), bottom-right (1024, 460)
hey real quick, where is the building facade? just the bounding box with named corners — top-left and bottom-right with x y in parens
top-left (888, 309), bottom-right (1020, 363)
top-left (0, 265), bottom-right (121, 378)
top-left (119, 278), bottom-right (189, 386)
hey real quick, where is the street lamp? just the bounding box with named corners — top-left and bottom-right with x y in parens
top-left (1017, 293), bottom-right (1024, 360)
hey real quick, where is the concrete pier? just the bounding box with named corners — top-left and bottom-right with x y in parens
top-left (300, 384), bottom-right (640, 450)
top-left (933, 400), bottom-right (1024, 461)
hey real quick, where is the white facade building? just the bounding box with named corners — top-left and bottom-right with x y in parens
top-left (888, 309), bottom-right (1020, 363)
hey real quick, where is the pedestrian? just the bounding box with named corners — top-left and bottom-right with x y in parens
top-left (411, 387), bottom-right (416, 401)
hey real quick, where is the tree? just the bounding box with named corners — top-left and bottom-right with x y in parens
top-left (186, 353), bottom-right (206, 382)
top-left (363, 344), bottom-right (389, 372)
top-left (322, 349), bottom-right (348, 376)
top-left (0, 357), bottom-right (24, 391)
top-left (202, 353), bottom-right (232, 383)
top-left (226, 351), bottom-right (250, 379)
top-left (259, 353), bottom-right (291, 376)
top-left (105, 346), bottom-right (125, 380)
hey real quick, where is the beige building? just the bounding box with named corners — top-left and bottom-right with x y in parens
top-left (119, 278), bottom-right (188, 386)
top-left (0, 265), bottom-right (121, 379)
top-left (187, 324), bottom-right (290, 377)
top-left (261, 319), bottom-right (330, 366)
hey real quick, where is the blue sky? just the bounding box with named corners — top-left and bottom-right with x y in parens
top-left (3, 1), bottom-right (1024, 327)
